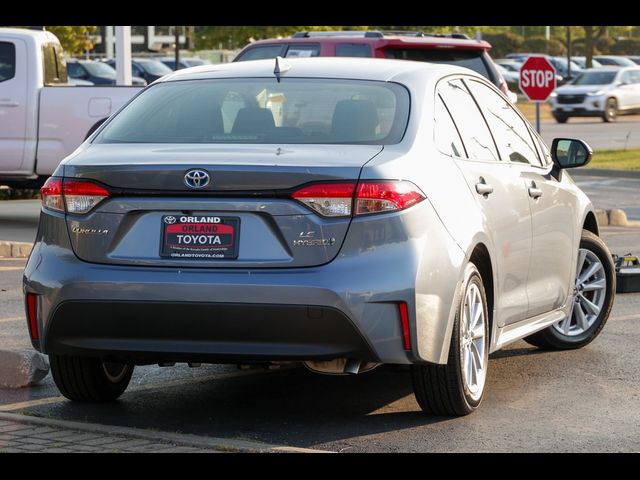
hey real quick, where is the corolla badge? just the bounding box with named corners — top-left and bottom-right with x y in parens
top-left (184, 169), bottom-right (211, 189)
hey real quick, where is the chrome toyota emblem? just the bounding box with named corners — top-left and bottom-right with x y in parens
top-left (184, 169), bottom-right (210, 189)
top-left (164, 216), bottom-right (177, 224)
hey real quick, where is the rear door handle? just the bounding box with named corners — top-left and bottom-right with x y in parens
top-left (475, 178), bottom-right (494, 197)
top-left (0, 99), bottom-right (19, 107)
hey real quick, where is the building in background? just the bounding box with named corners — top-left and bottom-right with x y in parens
top-left (92, 26), bottom-right (193, 58)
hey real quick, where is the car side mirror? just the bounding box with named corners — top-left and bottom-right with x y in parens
top-left (551, 138), bottom-right (593, 170)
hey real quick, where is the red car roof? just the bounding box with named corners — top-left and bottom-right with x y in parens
top-left (246, 35), bottom-right (492, 51)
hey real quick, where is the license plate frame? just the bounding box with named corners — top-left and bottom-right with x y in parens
top-left (160, 215), bottom-right (240, 260)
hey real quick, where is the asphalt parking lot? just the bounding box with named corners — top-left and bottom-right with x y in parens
top-left (540, 115), bottom-right (640, 150)
top-left (1, 175), bottom-right (639, 451)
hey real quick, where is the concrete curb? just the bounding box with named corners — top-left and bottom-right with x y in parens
top-left (0, 241), bottom-right (32, 258)
top-left (0, 349), bottom-right (49, 388)
top-left (0, 411), bottom-right (331, 453)
top-left (596, 209), bottom-right (640, 228)
top-left (572, 168), bottom-right (640, 179)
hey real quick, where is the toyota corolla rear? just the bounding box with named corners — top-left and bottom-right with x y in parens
top-left (23, 61), bottom-right (462, 371)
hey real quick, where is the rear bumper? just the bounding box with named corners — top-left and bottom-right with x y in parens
top-left (24, 200), bottom-right (465, 365)
top-left (46, 301), bottom-right (378, 363)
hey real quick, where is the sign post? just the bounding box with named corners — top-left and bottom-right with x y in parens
top-left (519, 56), bottom-right (556, 133)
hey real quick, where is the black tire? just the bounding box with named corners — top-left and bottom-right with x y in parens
top-left (50, 355), bottom-right (134, 402)
top-left (553, 113), bottom-right (569, 124)
top-left (411, 263), bottom-right (489, 416)
top-left (602, 98), bottom-right (618, 122)
top-left (524, 230), bottom-right (615, 350)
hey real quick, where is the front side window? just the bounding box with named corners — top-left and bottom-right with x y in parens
top-left (95, 78), bottom-right (410, 145)
top-left (466, 79), bottom-right (542, 166)
top-left (437, 78), bottom-right (499, 162)
top-left (0, 42), bottom-right (16, 82)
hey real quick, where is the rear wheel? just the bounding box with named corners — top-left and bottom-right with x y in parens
top-left (50, 354), bottom-right (134, 402)
top-left (411, 263), bottom-right (489, 416)
top-left (602, 98), bottom-right (618, 122)
top-left (524, 230), bottom-right (615, 350)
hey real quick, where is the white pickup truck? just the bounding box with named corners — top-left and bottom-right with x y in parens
top-left (0, 28), bottom-right (142, 188)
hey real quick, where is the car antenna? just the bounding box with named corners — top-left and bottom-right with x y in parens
top-left (274, 56), bottom-right (291, 83)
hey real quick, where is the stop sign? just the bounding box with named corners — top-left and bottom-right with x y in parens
top-left (519, 56), bottom-right (556, 102)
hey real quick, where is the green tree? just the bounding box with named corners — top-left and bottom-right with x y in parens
top-left (45, 26), bottom-right (97, 55)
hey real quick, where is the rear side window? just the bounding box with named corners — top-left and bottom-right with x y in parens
top-left (42, 43), bottom-right (68, 84)
top-left (466, 79), bottom-right (542, 166)
top-left (67, 62), bottom-right (84, 79)
top-left (437, 78), bottom-right (499, 162)
top-left (336, 43), bottom-right (372, 58)
top-left (0, 42), bottom-right (16, 82)
top-left (285, 45), bottom-right (320, 58)
top-left (235, 45), bottom-right (286, 61)
top-left (95, 78), bottom-right (410, 145)
top-left (385, 48), bottom-right (491, 79)
top-left (434, 95), bottom-right (465, 158)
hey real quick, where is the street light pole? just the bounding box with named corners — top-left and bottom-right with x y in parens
top-left (566, 26), bottom-right (572, 80)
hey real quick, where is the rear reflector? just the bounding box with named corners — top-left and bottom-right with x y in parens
top-left (26, 293), bottom-right (39, 341)
top-left (291, 181), bottom-right (425, 218)
top-left (41, 177), bottom-right (110, 214)
top-left (398, 302), bottom-right (411, 351)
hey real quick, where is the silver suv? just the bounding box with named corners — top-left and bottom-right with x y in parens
top-left (550, 67), bottom-right (640, 122)
top-left (24, 58), bottom-right (615, 415)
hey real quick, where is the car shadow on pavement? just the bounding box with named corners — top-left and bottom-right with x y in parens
top-left (23, 365), bottom-right (454, 449)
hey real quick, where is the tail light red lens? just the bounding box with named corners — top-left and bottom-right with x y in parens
top-left (26, 293), bottom-right (39, 341)
top-left (41, 177), bottom-right (110, 214)
top-left (291, 181), bottom-right (425, 217)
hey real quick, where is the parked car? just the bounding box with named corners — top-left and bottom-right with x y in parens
top-left (549, 67), bottom-right (640, 122)
top-left (25, 57), bottom-right (614, 416)
top-left (593, 55), bottom-right (636, 67)
top-left (234, 30), bottom-right (517, 102)
top-left (158, 56), bottom-right (211, 70)
top-left (569, 56), bottom-right (602, 69)
top-left (496, 64), bottom-right (520, 84)
top-left (495, 58), bottom-right (522, 72)
top-left (67, 59), bottom-right (147, 86)
top-left (104, 57), bottom-right (172, 83)
top-left (627, 56), bottom-right (640, 65)
top-left (68, 77), bottom-right (94, 86)
top-left (0, 28), bottom-right (142, 188)
top-left (505, 53), bottom-right (581, 82)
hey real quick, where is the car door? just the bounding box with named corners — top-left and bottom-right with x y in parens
top-left (616, 71), bottom-right (635, 110)
top-left (438, 77), bottom-right (532, 327)
top-left (629, 70), bottom-right (640, 109)
top-left (467, 78), bottom-right (575, 318)
top-left (0, 38), bottom-right (28, 171)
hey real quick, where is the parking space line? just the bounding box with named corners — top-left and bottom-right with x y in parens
top-left (0, 258), bottom-right (27, 262)
top-left (0, 366), bottom-right (285, 412)
top-left (0, 267), bottom-right (24, 272)
top-left (0, 316), bottom-right (24, 323)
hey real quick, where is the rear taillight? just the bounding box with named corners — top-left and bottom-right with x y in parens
top-left (41, 177), bottom-right (110, 214)
top-left (291, 181), bottom-right (425, 217)
top-left (25, 293), bottom-right (39, 341)
top-left (41, 177), bottom-right (64, 212)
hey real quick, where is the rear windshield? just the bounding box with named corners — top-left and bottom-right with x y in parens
top-left (384, 48), bottom-right (490, 78)
top-left (95, 78), bottom-right (410, 145)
